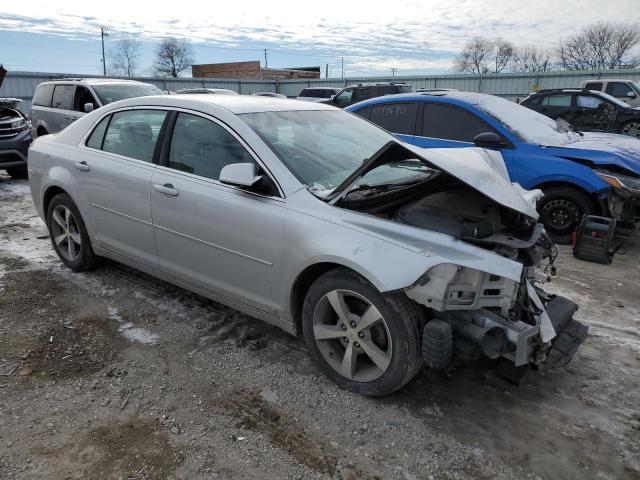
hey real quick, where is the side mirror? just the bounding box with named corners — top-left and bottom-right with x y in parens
top-left (219, 163), bottom-right (262, 188)
top-left (83, 103), bottom-right (95, 113)
top-left (473, 132), bottom-right (503, 149)
top-left (626, 91), bottom-right (636, 98)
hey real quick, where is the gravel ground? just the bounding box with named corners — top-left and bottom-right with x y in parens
top-left (0, 174), bottom-right (639, 480)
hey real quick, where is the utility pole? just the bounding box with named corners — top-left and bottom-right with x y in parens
top-left (390, 67), bottom-right (398, 76)
top-left (100, 26), bottom-right (109, 76)
top-left (341, 57), bottom-right (344, 78)
top-left (263, 48), bottom-right (268, 68)
top-left (325, 64), bottom-right (328, 78)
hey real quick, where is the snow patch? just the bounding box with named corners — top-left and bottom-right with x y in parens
top-left (107, 306), bottom-right (160, 345)
top-left (0, 178), bottom-right (32, 196)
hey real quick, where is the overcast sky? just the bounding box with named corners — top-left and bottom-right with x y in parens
top-left (2, 1), bottom-right (640, 77)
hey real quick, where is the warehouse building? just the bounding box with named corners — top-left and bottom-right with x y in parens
top-left (191, 61), bottom-right (320, 80)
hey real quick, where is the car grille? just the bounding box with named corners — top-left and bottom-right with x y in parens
top-left (0, 121), bottom-right (18, 138)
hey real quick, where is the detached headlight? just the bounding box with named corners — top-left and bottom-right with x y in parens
top-left (596, 171), bottom-right (640, 194)
top-left (9, 117), bottom-right (28, 132)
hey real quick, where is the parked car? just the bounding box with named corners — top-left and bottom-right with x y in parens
top-left (253, 92), bottom-right (287, 98)
top-left (579, 79), bottom-right (640, 108)
top-left (346, 92), bottom-right (640, 243)
top-left (175, 88), bottom-right (238, 95)
top-left (296, 87), bottom-right (340, 102)
top-left (0, 98), bottom-right (32, 178)
top-left (520, 88), bottom-right (640, 138)
top-left (31, 78), bottom-right (164, 137)
top-left (28, 94), bottom-right (587, 395)
top-left (323, 82), bottom-right (413, 108)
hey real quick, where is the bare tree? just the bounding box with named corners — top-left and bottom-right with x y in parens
top-left (154, 38), bottom-right (194, 77)
top-left (557, 22), bottom-right (640, 70)
top-left (511, 46), bottom-right (553, 72)
top-left (454, 37), bottom-right (515, 74)
top-left (110, 38), bottom-right (140, 77)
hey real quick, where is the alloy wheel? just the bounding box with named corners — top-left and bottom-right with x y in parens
top-left (50, 205), bottom-right (82, 262)
top-left (622, 122), bottom-right (640, 138)
top-left (312, 289), bottom-right (392, 383)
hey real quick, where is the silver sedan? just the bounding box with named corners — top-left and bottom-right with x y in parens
top-left (27, 94), bottom-right (587, 395)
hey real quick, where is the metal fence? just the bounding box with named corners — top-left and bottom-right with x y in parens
top-left (2, 68), bottom-right (640, 112)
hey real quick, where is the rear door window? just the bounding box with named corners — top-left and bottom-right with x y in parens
top-left (422, 103), bottom-right (495, 142)
top-left (32, 84), bottom-right (54, 107)
top-left (368, 102), bottom-right (419, 135)
top-left (576, 95), bottom-right (606, 109)
top-left (584, 82), bottom-right (603, 91)
top-left (51, 85), bottom-right (76, 111)
top-left (102, 110), bottom-right (167, 162)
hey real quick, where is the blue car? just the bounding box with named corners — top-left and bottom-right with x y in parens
top-left (346, 92), bottom-right (640, 242)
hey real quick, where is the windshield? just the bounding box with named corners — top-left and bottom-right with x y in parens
top-left (242, 110), bottom-right (416, 194)
top-left (92, 83), bottom-right (165, 105)
top-left (473, 94), bottom-right (581, 146)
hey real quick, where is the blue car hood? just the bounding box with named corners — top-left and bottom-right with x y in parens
top-left (545, 132), bottom-right (640, 175)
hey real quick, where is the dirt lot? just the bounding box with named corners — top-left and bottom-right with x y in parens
top-left (1, 174), bottom-right (639, 480)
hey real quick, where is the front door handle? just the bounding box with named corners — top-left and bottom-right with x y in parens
top-left (153, 183), bottom-right (179, 196)
top-left (74, 161), bottom-right (90, 171)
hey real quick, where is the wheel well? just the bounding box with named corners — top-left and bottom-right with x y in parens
top-left (534, 181), bottom-right (603, 215)
top-left (290, 262), bottom-right (356, 335)
top-left (37, 126), bottom-right (48, 136)
top-left (42, 186), bottom-right (67, 216)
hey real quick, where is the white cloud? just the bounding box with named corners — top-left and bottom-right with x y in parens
top-left (2, 0), bottom-right (640, 74)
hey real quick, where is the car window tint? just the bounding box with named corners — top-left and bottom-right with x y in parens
top-left (576, 95), bottom-right (605, 109)
top-left (605, 82), bottom-right (633, 97)
top-left (102, 110), bottom-right (166, 162)
top-left (352, 88), bottom-right (369, 102)
top-left (86, 115), bottom-right (111, 150)
top-left (368, 103), bottom-right (418, 135)
top-left (168, 113), bottom-right (255, 181)
top-left (51, 85), bottom-right (75, 110)
top-left (542, 94), bottom-right (572, 107)
top-left (584, 82), bottom-right (603, 91)
top-left (74, 86), bottom-right (98, 112)
top-left (353, 106), bottom-right (372, 120)
top-left (32, 84), bottom-right (54, 107)
top-left (422, 103), bottom-right (493, 142)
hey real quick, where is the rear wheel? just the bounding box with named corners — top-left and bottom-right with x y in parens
top-left (538, 186), bottom-right (593, 244)
top-left (5, 166), bottom-right (28, 178)
top-left (302, 269), bottom-right (423, 396)
top-left (619, 121), bottom-right (640, 138)
top-left (46, 193), bottom-right (99, 272)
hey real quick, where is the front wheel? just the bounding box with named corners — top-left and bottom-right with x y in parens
top-left (46, 193), bottom-right (99, 272)
top-left (619, 121), bottom-right (640, 138)
top-left (301, 269), bottom-right (423, 396)
top-left (538, 187), bottom-right (593, 244)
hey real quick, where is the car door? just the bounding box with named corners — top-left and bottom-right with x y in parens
top-left (77, 108), bottom-right (168, 266)
top-left (150, 111), bottom-right (284, 314)
top-left (573, 94), bottom-right (617, 131)
top-left (537, 93), bottom-right (574, 121)
top-left (50, 84), bottom-right (79, 132)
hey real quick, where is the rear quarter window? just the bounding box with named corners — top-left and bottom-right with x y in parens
top-left (32, 84), bottom-right (54, 107)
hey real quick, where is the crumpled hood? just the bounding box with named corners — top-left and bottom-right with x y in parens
top-left (402, 143), bottom-right (540, 220)
top-left (546, 132), bottom-right (640, 175)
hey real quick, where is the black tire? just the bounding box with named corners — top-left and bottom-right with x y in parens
top-left (422, 319), bottom-right (453, 370)
top-left (301, 269), bottom-right (423, 396)
top-left (538, 186), bottom-right (593, 244)
top-left (5, 166), bottom-right (28, 179)
top-left (46, 193), bottom-right (99, 272)
top-left (618, 120), bottom-right (640, 139)
top-left (542, 319), bottom-right (588, 371)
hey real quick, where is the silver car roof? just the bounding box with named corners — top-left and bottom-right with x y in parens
top-left (111, 94), bottom-right (337, 114)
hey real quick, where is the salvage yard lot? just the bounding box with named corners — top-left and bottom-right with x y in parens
top-left (0, 174), bottom-right (639, 479)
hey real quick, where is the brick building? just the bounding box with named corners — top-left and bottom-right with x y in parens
top-left (191, 61), bottom-right (320, 80)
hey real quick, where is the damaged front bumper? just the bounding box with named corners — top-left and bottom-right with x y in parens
top-left (405, 261), bottom-right (579, 368)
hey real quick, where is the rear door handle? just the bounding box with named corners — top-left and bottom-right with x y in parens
top-left (74, 161), bottom-right (90, 171)
top-left (153, 183), bottom-right (179, 196)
